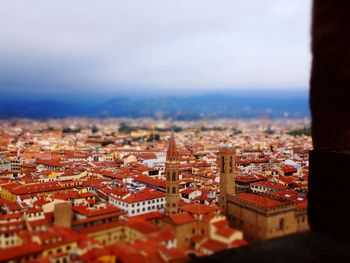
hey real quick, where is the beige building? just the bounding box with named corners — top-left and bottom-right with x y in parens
top-left (219, 147), bottom-right (309, 241)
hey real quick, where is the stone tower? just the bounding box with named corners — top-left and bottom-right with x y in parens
top-left (219, 147), bottom-right (235, 215)
top-left (165, 132), bottom-right (180, 215)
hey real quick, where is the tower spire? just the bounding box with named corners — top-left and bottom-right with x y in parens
top-left (167, 131), bottom-right (178, 160)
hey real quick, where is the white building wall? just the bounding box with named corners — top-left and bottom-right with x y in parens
top-left (109, 196), bottom-right (165, 216)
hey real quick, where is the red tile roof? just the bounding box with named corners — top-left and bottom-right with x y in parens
top-left (216, 226), bottom-right (238, 238)
top-left (166, 132), bottom-right (178, 160)
top-left (127, 220), bottom-right (161, 234)
top-left (201, 239), bottom-right (227, 252)
top-left (167, 212), bottom-right (196, 225)
top-left (0, 243), bottom-right (42, 262)
top-left (234, 193), bottom-right (284, 209)
top-left (134, 174), bottom-right (166, 188)
top-left (181, 203), bottom-right (219, 215)
top-left (252, 181), bottom-right (288, 190)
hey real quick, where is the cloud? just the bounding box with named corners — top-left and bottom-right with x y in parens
top-left (0, 0), bottom-right (311, 95)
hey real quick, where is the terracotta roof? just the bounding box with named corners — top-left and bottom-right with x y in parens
top-left (0, 243), bottom-right (42, 261)
top-left (181, 203), bottom-right (219, 215)
top-left (134, 174), bottom-right (166, 188)
top-left (167, 212), bottom-right (196, 225)
top-left (234, 193), bottom-right (284, 209)
top-left (159, 247), bottom-right (189, 262)
top-left (1, 182), bottom-right (22, 190)
top-left (252, 181), bottom-right (288, 190)
top-left (128, 211), bottom-right (162, 221)
top-left (216, 226), bottom-right (238, 238)
top-left (201, 239), bottom-right (227, 252)
top-left (73, 204), bottom-right (122, 217)
top-left (166, 132), bottom-right (178, 160)
top-left (110, 187), bottom-right (165, 203)
top-left (282, 165), bottom-right (297, 173)
top-left (181, 188), bottom-right (197, 195)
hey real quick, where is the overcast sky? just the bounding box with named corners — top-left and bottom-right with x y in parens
top-left (0, 0), bottom-right (311, 97)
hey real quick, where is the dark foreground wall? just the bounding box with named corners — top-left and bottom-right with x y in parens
top-left (309, 0), bottom-right (350, 240)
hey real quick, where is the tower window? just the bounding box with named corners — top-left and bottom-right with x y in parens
top-left (221, 156), bottom-right (225, 173)
top-left (172, 172), bottom-right (176, 181)
top-left (279, 218), bottom-right (285, 230)
top-left (172, 187), bottom-right (176, 194)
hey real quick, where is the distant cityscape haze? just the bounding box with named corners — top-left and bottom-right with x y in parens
top-left (0, 0), bottom-right (311, 98)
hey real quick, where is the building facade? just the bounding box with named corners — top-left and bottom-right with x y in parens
top-left (218, 147), bottom-right (309, 241)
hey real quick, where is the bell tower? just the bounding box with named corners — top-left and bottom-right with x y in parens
top-left (165, 132), bottom-right (180, 215)
top-left (219, 147), bottom-right (235, 215)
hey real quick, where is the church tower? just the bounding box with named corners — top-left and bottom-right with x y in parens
top-left (219, 147), bottom-right (235, 215)
top-left (165, 132), bottom-right (180, 215)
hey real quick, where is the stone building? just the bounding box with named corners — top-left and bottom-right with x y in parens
top-left (219, 147), bottom-right (309, 241)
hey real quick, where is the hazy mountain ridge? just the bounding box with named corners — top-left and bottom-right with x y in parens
top-left (0, 94), bottom-right (309, 119)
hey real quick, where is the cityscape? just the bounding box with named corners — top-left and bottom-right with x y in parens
top-left (0, 118), bottom-right (311, 262)
top-left (0, 0), bottom-right (316, 262)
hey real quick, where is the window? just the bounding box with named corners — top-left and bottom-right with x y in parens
top-left (279, 218), bottom-right (285, 230)
top-left (172, 187), bottom-right (176, 194)
top-left (229, 156), bottom-right (233, 173)
top-left (221, 156), bottom-right (225, 172)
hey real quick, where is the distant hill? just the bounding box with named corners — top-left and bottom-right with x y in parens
top-left (0, 93), bottom-right (309, 119)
